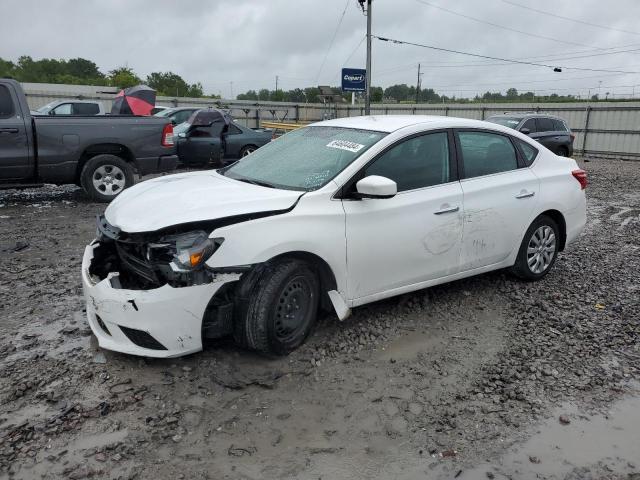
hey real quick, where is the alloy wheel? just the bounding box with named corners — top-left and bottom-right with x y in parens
top-left (92, 165), bottom-right (126, 196)
top-left (527, 225), bottom-right (556, 274)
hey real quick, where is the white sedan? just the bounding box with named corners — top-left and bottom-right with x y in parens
top-left (81, 115), bottom-right (587, 357)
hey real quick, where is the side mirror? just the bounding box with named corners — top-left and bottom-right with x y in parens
top-left (520, 128), bottom-right (531, 135)
top-left (355, 175), bottom-right (397, 199)
top-left (49, 110), bottom-right (56, 116)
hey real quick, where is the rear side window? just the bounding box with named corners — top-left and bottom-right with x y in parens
top-left (536, 117), bottom-right (555, 132)
top-left (458, 131), bottom-right (518, 178)
top-left (515, 139), bottom-right (538, 166)
top-left (521, 118), bottom-right (536, 133)
top-left (552, 119), bottom-right (568, 131)
top-left (74, 103), bottom-right (100, 115)
top-left (365, 132), bottom-right (450, 192)
top-left (0, 85), bottom-right (15, 118)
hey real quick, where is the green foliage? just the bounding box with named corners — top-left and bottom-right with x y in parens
top-left (0, 55), bottom-right (211, 97)
top-left (146, 71), bottom-right (203, 97)
top-left (107, 67), bottom-right (142, 89)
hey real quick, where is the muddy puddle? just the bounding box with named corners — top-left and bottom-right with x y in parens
top-left (430, 390), bottom-right (640, 480)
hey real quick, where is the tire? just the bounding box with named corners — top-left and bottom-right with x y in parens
top-left (234, 259), bottom-right (319, 355)
top-left (510, 215), bottom-right (560, 281)
top-left (556, 146), bottom-right (569, 157)
top-left (80, 154), bottom-right (134, 202)
top-left (239, 145), bottom-right (258, 158)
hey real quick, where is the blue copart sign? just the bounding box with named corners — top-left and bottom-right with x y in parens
top-left (341, 68), bottom-right (366, 92)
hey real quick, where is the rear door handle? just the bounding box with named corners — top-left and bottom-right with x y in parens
top-left (434, 205), bottom-right (459, 215)
top-left (515, 191), bottom-right (535, 199)
top-left (0, 128), bottom-right (19, 134)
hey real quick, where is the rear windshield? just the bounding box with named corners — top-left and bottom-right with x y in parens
top-left (485, 116), bottom-right (523, 129)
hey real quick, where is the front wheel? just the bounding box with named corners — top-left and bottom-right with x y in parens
top-left (510, 215), bottom-right (560, 281)
top-left (80, 154), bottom-right (134, 202)
top-left (239, 145), bottom-right (257, 158)
top-left (234, 259), bottom-right (319, 355)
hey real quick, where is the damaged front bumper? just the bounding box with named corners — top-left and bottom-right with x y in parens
top-left (81, 242), bottom-right (239, 358)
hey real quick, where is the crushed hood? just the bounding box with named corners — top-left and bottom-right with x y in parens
top-left (104, 171), bottom-right (302, 233)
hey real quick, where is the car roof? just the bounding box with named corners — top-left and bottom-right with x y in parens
top-left (487, 113), bottom-right (565, 120)
top-left (311, 115), bottom-right (498, 133)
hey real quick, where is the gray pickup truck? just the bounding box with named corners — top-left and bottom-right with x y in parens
top-left (0, 79), bottom-right (178, 202)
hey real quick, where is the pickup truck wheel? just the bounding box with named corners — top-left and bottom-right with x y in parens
top-left (234, 260), bottom-right (319, 355)
top-left (81, 154), bottom-right (134, 202)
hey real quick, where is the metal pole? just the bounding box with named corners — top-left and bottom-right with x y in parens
top-left (365, 0), bottom-right (372, 115)
top-left (275, 76), bottom-right (279, 94)
top-left (415, 63), bottom-right (421, 103)
top-left (351, 91), bottom-right (355, 105)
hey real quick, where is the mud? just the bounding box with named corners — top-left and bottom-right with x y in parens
top-left (0, 158), bottom-right (639, 479)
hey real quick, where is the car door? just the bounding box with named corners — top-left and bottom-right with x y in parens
top-left (531, 117), bottom-right (557, 151)
top-left (342, 130), bottom-right (464, 301)
top-left (177, 125), bottom-right (222, 167)
top-left (222, 123), bottom-right (245, 158)
top-left (0, 83), bottom-right (33, 180)
top-left (456, 129), bottom-right (539, 271)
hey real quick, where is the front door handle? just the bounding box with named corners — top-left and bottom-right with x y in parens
top-left (0, 128), bottom-right (19, 134)
top-left (515, 191), bottom-right (535, 199)
top-left (434, 205), bottom-right (460, 215)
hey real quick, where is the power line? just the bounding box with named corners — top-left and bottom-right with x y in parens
top-left (373, 35), bottom-right (640, 74)
top-left (501, 0), bottom-right (640, 37)
top-left (373, 46), bottom-right (640, 77)
top-left (412, 0), bottom-right (611, 50)
top-left (333, 34), bottom-right (367, 80)
top-left (315, 0), bottom-right (351, 83)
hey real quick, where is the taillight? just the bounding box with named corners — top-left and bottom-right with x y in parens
top-left (572, 169), bottom-right (588, 190)
top-left (161, 123), bottom-right (174, 147)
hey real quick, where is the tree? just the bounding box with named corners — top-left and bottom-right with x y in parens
top-left (506, 88), bottom-right (518, 99)
top-left (258, 89), bottom-right (270, 101)
top-left (370, 86), bottom-right (383, 102)
top-left (146, 71), bottom-right (203, 97)
top-left (108, 67), bottom-right (142, 89)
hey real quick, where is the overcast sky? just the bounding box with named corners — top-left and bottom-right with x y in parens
top-left (2, 0), bottom-right (640, 99)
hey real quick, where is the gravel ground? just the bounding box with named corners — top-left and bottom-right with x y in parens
top-left (0, 158), bottom-right (638, 479)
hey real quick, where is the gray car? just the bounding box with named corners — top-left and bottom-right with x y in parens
top-left (486, 113), bottom-right (575, 157)
top-left (174, 114), bottom-right (272, 167)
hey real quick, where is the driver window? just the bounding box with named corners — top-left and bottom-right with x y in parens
top-left (52, 103), bottom-right (72, 115)
top-left (521, 118), bottom-right (536, 133)
top-left (364, 132), bottom-right (450, 192)
top-left (190, 126), bottom-right (211, 137)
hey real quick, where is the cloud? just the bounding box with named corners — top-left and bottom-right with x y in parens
top-left (1, 0), bottom-right (639, 98)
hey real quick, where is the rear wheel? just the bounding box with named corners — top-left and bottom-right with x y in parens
top-left (234, 259), bottom-right (319, 355)
top-left (510, 215), bottom-right (560, 281)
top-left (80, 154), bottom-right (134, 202)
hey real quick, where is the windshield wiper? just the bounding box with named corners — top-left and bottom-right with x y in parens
top-left (235, 177), bottom-right (277, 189)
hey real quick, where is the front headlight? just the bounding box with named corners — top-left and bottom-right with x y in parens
top-left (148, 231), bottom-right (223, 271)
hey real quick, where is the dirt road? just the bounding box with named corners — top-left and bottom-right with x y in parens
top-left (0, 158), bottom-right (638, 479)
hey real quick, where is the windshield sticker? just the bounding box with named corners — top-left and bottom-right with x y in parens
top-left (326, 140), bottom-right (365, 153)
top-left (304, 170), bottom-right (332, 188)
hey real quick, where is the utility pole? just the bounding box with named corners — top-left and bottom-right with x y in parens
top-left (415, 63), bottom-right (422, 104)
top-left (230, 81), bottom-right (233, 99)
top-left (365, 0), bottom-right (372, 115)
top-left (275, 75), bottom-right (279, 94)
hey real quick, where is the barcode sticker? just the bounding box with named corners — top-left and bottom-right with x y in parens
top-left (326, 140), bottom-right (365, 153)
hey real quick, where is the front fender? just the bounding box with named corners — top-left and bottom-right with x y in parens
top-left (206, 193), bottom-right (348, 296)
